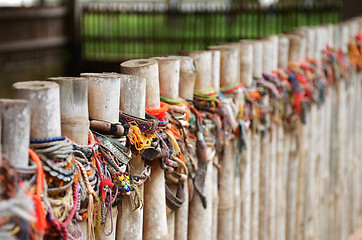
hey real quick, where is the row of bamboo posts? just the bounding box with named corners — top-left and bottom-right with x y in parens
top-left (0, 15), bottom-right (361, 240)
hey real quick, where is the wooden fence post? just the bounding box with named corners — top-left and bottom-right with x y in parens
top-left (242, 39), bottom-right (263, 240)
top-left (81, 73), bottom-right (121, 240)
top-left (47, 76), bottom-right (89, 239)
top-left (206, 49), bottom-right (221, 240)
top-left (208, 50), bottom-right (221, 93)
top-left (209, 44), bottom-right (240, 240)
top-left (151, 56), bottom-right (180, 240)
top-left (173, 55), bottom-right (197, 240)
top-left (120, 59), bottom-right (168, 240)
top-left (47, 77), bottom-right (89, 145)
top-left (13, 81), bottom-right (61, 139)
top-left (0, 99), bottom-right (30, 168)
top-left (239, 42), bottom-right (253, 87)
top-left (183, 50), bottom-right (213, 240)
top-left (177, 56), bottom-right (197, 101)
top-left (275, 34), bottom-right (289, 240)
top-left (259, 38), bottom-right (273, 240)
top-left (116, 73), bottom-right (146, 240)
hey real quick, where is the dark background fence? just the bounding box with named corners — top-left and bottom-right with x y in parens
top-left (81, 2), bottom-right (341, 72)
top-left (0, 0), bottom-right (348, 97)
top-left (0, 3), bottom-right (80, 98)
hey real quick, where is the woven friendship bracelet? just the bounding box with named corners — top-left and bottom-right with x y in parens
top-left (145, 102), bottom-right (170, 120)
top-left (119, 111), bottom-right (158, 134)
top-left (160, 96), bottom-right (183, 105)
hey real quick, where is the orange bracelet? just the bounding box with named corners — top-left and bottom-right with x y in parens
top-left (145, 102), bottom-right (170, 120)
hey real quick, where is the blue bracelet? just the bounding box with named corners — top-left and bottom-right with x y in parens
top-left (30, 135), bottom-right (65, 144)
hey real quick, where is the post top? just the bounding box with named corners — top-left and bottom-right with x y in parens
top-left (120, 59), bottom-right (158, 68)
top-left (48, 76), bottom-right (86, 81)
top-left (151, 56), bottom-right (180, 63)
top-left (0, 98), bottom-right (29, 106)
top-left (13, 81), bottom-right (58, 91)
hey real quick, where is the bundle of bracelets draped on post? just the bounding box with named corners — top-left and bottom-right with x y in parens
top-left (0, 32), bottom-right (361, 240)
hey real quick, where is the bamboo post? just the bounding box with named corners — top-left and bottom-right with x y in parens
top-left (175, 56), bottom-right (197, 100)
top-left (347, 20), bottom-right (359, 40)
top-left (275, 122), bottom-right (287, 240)
top-left (239, 42), bottom-right (254, 87)
top-left (81, 73), bottom-right (120, 122)
top-left (266, 35), bottom-right (279, 71)
top-left (339, 23), bottom-right (350, 53)
top-left (172, 55), bottom-right (196, 240)
top-left (296, 27), bottom-right (317, 240)
top-left (268, 119), bottom-right (278, 240)
top-left (353, 71), bottom-right (362, 228)
top-left (294, 27), bottom-right (316, 59)
top-left (259, 40), bottom-right (273, 240)
top-left (262, 39), bottom-right (273, 73)
top-left (13, 81), bottom-right (61, 139)
top-left (275, 33), bottom-right (290, 240)
top-left (205, 49), bottom-right (221, 240)
top-left (183, 50), bottom-right (213, 240)
top-left (295, 120), bottom-right (307, 240)
top-left (350, 61), bottom-right (361, 231)
top-left (209, 50), bottom-right (221, 92)
top-left (81, 73), bottom-right (121, 240)
top-left (333, 24), bottom-right (342, 51)
top-left (209, 44), bottom-right (240, 240)
top-left (47, 77), bottom-right (89, 238)
top-left (120, 59), bottom-right (160, 109)
top-left (12, 80), bottom-right (61, 181)
top-left (175, 181), bottom-right (189, 240)
top-left (259, 125), bottom-right (270, 240)
top-left (344, 69), bottom-right (354, 235)
top-left (285, 128), bottom-right (298, 240)
top-left (217, 41), bottom-right (253, 87)
top-left (240, 40), bottom-right (263, 80)
top-left (251, 129), bottom-right (261, 240)
top-left (182, 51), bottom-right (213, 90)
top-left (173, 56), bottom-right (196, 240)
top-left (208, 45), bottom-right (240, 89)
top-left (116, 73), bottom-right (146, 240)
top-left (326, 24), bottom-right (335, 50)
top-left (240, 129), bottom-right (252, 240)
top-left (120, 59), bottom-right (169, 240)
top-left (322, 74), bottom-right (332, 240)
top-left (315, 95), bottom-right (323, 240)
top-left (0, 99), bottom-right (30, 167)
top-left (47, 77), bottom-right (89, 145)
top-left (278, 36), bottom-right (290, 68)
top-left (286, 35), bottom-right (306, 63)
top-left (252, 40), bottom-right (264, 79)
top-left (291, 29), bottom-right (311, 240)
top-left (266, 35), bottom-right (279, 240)
top-left (329, 23), bottom-right (349, 240)
top-left (151, 57), bottom-right (180, 240)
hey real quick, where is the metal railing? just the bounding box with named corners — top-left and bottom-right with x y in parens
top-left (81, 2), bottom-right (342, 62)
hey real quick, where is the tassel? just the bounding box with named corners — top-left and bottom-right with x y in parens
top-left (32, 195), bottom-right (47, 234)
top-left (28, 149), bottom-right (47, 235)
top-left (87, 194), bottom-right (95, 240)
top-left (131, 184), bottom-right (143, 211)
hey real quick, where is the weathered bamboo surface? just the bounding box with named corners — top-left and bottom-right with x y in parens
top-left (1, 15), bottom-right (362, 240)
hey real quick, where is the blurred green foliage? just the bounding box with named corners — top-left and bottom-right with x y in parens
top-left (82, 5), bottom-right (340, 61)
